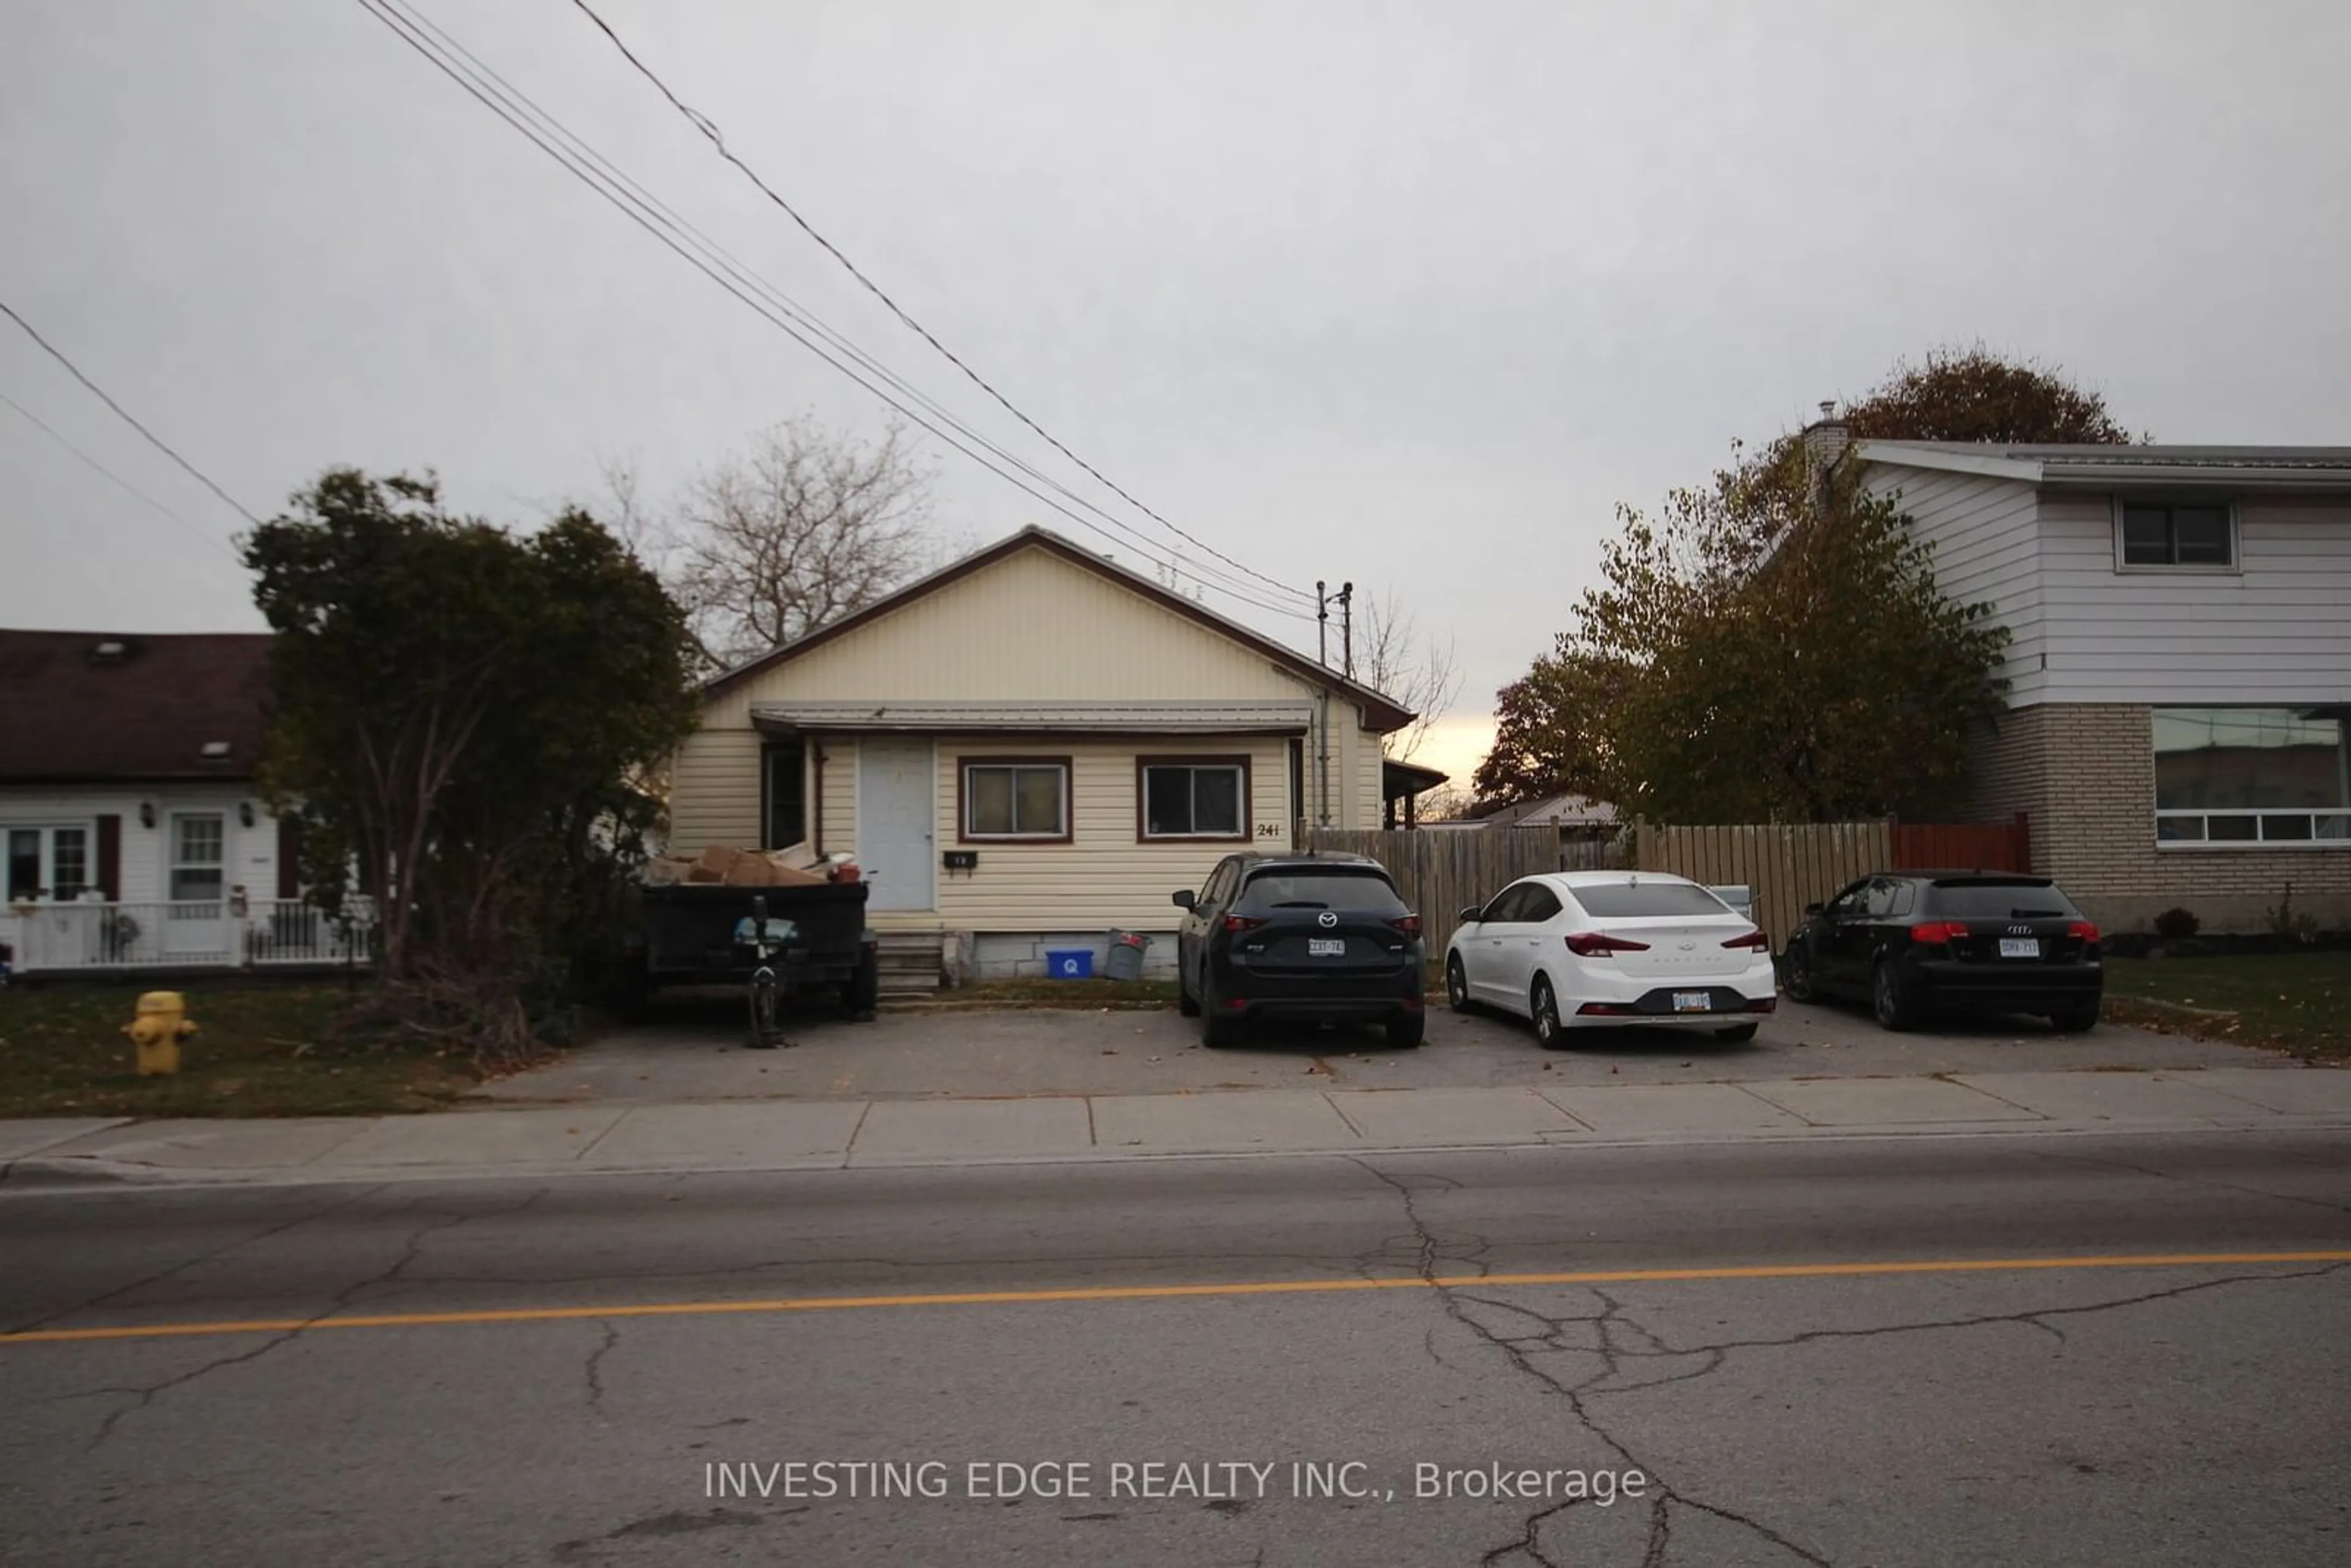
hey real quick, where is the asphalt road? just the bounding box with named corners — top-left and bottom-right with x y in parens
top-left (4, 1131), bottom-right (2349, 1566)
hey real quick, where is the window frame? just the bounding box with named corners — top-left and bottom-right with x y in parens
top-left (2112, 498), bottom-right (2238, 574)
top-left (169, 811), bottom-right (228, 903)
top-left (5, 823), bottom-right (93, 902)
top-left (2151, 705), bottom-right (2351, 850)
top-left (956, 756), bottom-right (1073, 844)
top-left (1134, 754), bottom-right (1252, 844)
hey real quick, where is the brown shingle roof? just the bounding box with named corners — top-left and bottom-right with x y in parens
top-left (0, 630), bottom-right (272, 782)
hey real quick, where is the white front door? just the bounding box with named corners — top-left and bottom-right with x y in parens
top-left (858, 739), bottom-right (935, 912)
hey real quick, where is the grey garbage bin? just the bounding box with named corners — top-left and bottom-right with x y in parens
top-left (1104, 929), bottom-right (1149, 981)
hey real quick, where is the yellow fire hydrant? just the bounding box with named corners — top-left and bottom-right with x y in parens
top-left (125, 991), bottom-right (196, 1076)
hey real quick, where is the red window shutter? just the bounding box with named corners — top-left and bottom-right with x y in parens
top-left (276, 814), bottom-right (304, 899)
top-left (96, 814), bottom-right (122, 901)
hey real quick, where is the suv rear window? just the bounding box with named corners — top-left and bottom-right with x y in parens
top-left (1924, 880), bottom-right (2080, 918)
top-left (1567, 883), bottom-right (1730, 918)
top-left (1237, 869), bottom-right (1406, 913)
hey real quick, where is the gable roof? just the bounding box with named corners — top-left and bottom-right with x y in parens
top-left (703, 525), bottom-right (1415, 732)
top-left (1858, 440), bottom-right (2351, 490)
top-left (0, 630), bottom-right (274, 782)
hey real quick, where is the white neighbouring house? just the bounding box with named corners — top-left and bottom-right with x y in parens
top-left (1842, 437), bottom-right (2351, 933)
top-left (0, 629), bottom-right (365, 975)
top-left (666, 526), bottom-right (1422, 981)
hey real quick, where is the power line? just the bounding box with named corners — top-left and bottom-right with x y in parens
top-left (357, 0), bottom-right (1315, 623)
top-left (0, 299), bottom-right (263, 527)
top-left (389, 4), bottom-right (1298, 618)
top-left (565, 0), bottom-right (1316, 609)
top-left (0, 389), bottom-right (245, 566)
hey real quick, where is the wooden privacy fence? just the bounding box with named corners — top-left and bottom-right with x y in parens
top-left (1299, 828), bottom-right (1618, 943)
top-left (1890, 813), bottom-right (2031, 874)
top-left (1633, 820), bottom-right (1891, 951)
top-left (1311, 816), bottom-right (2030, 959)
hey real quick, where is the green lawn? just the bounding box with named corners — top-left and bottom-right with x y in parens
top-left (0, 981), bottom-right (481, 1119)
top-left (2103, 951), bottom-right (2351, 1062)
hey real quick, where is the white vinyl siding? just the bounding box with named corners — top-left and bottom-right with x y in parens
top-left (1865, 465), bottom-right (2045, 698)
top-left (2038, 495), bottom-right (2351, 704)
top-left (0, 787), bottom-right (276, 902)
top-left (875, 737), bottom-right (1291, 934)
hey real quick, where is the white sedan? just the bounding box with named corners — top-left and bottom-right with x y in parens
top-left (1442, 871), bottom-right (1777, 1047)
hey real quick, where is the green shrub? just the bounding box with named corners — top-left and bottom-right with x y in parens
top-left (2153, 907), bottom-right (2200, 940)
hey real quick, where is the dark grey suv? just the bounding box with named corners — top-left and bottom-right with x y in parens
top-left (1171, 852), bottom-right (1426, 1049)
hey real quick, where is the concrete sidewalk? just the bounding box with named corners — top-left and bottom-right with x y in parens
top-left (6, 1066), bottom-right (2351, 1191)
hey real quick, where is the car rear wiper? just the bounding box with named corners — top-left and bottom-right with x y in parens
top-left (1269, 901), bottom-right (1329, 909)
top-left (2009, 908), bottom-right (2064, 918)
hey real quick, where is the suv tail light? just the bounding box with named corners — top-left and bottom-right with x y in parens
top-left (1222, 915), bottom-right (1265, 934)
top-left (1721, 929), bottom-right (1771, 951)
top-left (2068, 920), bottom-right (2099, 943)
top-left (1389, 914), bottom-right (1422, 937)
top-left (1564, 932), bottom-right (1651, 957)
top-left (1910, 921), bottom-right (1970, 945)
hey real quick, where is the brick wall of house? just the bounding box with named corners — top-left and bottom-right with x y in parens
top-left (1967, 703), bottom-right (2351, 933)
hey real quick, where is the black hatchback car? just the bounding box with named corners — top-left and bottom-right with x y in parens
top-left (1780, 871), bottom-right (2102, 1032)
top-left (1172, 852), bottom-right (1427, 1049)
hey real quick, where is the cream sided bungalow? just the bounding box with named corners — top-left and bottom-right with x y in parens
top-left (665, 527), bottom-right (1415, 983)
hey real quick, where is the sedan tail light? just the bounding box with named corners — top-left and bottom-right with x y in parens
top-left (1910, 921), bottom-right (1971, 945)
top-left (1564, 932), bottom-right (1651, 957)
top-left (1221, 915), bottom-right (1265, 934)
top-left (2068, 920), bottom-right (2099, 943)
top-left (1389, 914), bottom-right (1422, 937)
top-left (1720, 929), bottom-right (1771, 951)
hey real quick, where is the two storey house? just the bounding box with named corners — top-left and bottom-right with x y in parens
top-left (1850, 439), bottom-right (2351, 934)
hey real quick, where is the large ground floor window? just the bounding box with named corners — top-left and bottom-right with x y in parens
top-left (1138, 756), bottom-right (1248, 841)
top-left (2153, 706), bottom-right (2350, 844)
top-left (5, 825), bottom-right (89, 901)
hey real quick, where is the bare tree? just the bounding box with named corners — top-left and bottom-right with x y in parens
top-left (1355, 588), bottom-right (1462, 762)
top-left (610, 416), bottom-right (939, 669)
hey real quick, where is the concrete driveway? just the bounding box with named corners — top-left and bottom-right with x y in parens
top-left (476, 989), bottom-right (2282, 1106)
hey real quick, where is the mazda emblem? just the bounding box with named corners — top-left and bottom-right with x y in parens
top-left (1318, 911), bottom-right (1338, 928)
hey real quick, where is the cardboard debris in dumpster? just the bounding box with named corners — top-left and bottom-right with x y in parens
top-left (672, 845), bottom-right (836, 888)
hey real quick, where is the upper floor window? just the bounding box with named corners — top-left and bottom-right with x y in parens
top-left (2154, 707), bottom-right (2350, 845)
top-left (2118, 502), bottom-right (2233, 569)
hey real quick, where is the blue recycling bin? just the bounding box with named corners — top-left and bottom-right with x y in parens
top-left (1044, 948), bottom-right (1094, 979)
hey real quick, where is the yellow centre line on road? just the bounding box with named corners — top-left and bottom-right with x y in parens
top-left (6, 1251), bottom-right (2347, 1346)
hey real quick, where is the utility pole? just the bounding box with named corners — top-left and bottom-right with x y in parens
top-left (1316, 581), bottom-right (1329, 667)
top-left (1344, 582), bottom-right (1356, 680)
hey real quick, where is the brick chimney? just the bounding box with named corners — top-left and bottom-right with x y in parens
top-left (1801, 400), bottom-right (1850, 509)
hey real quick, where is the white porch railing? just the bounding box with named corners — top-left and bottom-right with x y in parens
top-left (0, 898), bottom-right (377, 974)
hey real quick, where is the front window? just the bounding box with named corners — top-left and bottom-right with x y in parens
top-left (5, 826), bottom-right (91, 901)
top-left (2119, 502), bottom-right (2233, 568)
top-left (171, 813), bottom-right (227, 901)
top-left (1140, 759), bottom-right (1247, 840)
top-left (2153, 707), bottom-right (2350, 844)
top-left (962, 761), bottom-right (1068, 840)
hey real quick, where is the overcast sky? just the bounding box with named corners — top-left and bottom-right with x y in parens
top-left (7, 0), bottom-right (2349, 788)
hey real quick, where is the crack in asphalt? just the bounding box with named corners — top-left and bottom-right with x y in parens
top-left (1351, 1153), bottom-right (2351, 1566)
top-left (75, 1186), bottom-right (553, 1453)
top-left (2031, 1146), bottom-right (2351, 1218)
top-left (1346, 1157), bottom-right (1827, 1568)
top-left (2, 1182), bottom-right (385, 1338)
top-left (583, 1320), bottom-right (620, 1416)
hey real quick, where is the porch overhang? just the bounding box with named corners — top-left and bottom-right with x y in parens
top-left (748, 700), bottom-right (1316, 737)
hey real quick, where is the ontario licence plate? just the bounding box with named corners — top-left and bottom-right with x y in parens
top-left (1671, 991), bottom-right (1712, 1012)
top-left (1308, 938), bottom-right (1346, 957)
top-left (1998, 938), bottom-right (2041, 959)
